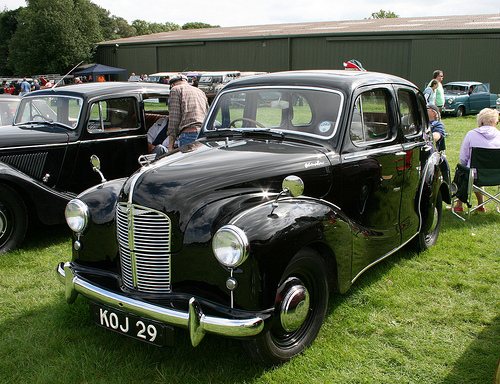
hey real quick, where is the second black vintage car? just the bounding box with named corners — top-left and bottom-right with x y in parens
top-left (0, 82), bottom-right (170, 254)
top-left (57, 70), bottom-right (451, 366)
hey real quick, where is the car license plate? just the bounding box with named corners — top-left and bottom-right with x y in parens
top-left (90, 302), bottom-right (172, 347)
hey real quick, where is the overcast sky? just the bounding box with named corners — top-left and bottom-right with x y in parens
top-left (2, 0), bottom-right (499, 27)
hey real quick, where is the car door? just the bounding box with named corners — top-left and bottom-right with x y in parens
top-left (66, 95), bottom-right (148, 192)
top-left (396, 87), bottom-right (427, 244)
top-left (339, 87), bottom-right (405, 280)
top-left (469, 84), bottom-right (490, 113)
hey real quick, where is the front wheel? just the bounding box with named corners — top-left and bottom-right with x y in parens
top-left (242, 248), bottom-right (329, 366)
top-left (455, 106), bottom-right (465, 117)
top-left (0, 184), bottom-right (28, 254)
top-left (414, 190), bottom-right (442, 252)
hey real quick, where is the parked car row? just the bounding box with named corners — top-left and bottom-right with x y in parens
top-left (55, 70), bottom-right (451, 366)
top-left (134, 70), bottom-right (266, 102)
top-left (0, 76), bottom-right (70, 94)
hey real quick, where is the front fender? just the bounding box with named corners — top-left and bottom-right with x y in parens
top-left (239, 198), bottom-right (352, 303)
top-left (184, 195), bottom-right (352, 308)
top-left (70, 178), bottom-right (127, 264)
top-left (0, 161), bottom-right (71, 225)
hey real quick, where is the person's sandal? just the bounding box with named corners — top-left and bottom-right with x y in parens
top-left (477, 206), bottom-right (487, 212)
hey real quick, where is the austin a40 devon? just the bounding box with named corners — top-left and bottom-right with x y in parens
top-left (57, 71), bottom-right (451, 366)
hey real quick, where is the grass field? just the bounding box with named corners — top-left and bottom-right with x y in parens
top-left (0, 114), bottom-right (499, 383)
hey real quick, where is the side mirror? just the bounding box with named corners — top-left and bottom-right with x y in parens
top-left (282, 175), bottom-right (304, 197)
top-left (270, 175), bottom-right (305, 216)
top-left (90, 155), bottom-right (106, 183)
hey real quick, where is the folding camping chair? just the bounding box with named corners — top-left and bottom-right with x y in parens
top-left (450, 147), bottom-right (500, 220)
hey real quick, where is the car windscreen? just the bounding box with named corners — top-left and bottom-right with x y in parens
top-left (204, 87), bottom-right (343, 139)
top-left (199, 76), bottom-right (222, 84)
top-left (444, 85), bottom-right (468, 94)
top-left (14, 95), bottom-right (83, 129)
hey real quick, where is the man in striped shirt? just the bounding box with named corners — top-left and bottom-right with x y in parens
top-left (167, 74), bottom-right (209, 151)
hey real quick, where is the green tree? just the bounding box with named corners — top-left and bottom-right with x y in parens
top-left (8, 0), bottom-right (102, 75)
top-left (91, 4), bottom-right (136, 41)
top-left (369, 10), bottom-right (399, 19)
top-left (131, 19), bottom-right (179, 36)
top-left (114, 16), bottom-right (136, 39)
top-left (182, 22), bottom-right (220, 30)
top-left (0, 7), bottom-right (22, 75)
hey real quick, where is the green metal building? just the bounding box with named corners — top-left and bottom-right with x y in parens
top-left (96, 14), bottom-right (500, 92)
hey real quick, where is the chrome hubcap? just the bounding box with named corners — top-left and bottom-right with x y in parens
top-left (0, 209), bottom-right (6, 237)
top-left (425, 207), bottom-right (439, 242)
top-left (280, 279), bottom-right (310, 332)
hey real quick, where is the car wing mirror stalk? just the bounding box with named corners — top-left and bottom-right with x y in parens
top-left (270, 175), bottom-right (304, 216)
top-left (90, 155), bottom-right (106, 183)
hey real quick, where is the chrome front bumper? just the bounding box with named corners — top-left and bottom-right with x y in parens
top-left (56, 262), bottom-right (265, 347)
top-left (442, 107), bottom-right (456, 113)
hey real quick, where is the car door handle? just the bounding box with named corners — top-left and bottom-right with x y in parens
top-left (396, 151), bottom-right (406, 156)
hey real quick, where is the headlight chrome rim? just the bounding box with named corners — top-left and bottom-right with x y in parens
top-left (65, 199), bottom-right (89, 233)
top-left (212, 225), bottom-right (249, 268)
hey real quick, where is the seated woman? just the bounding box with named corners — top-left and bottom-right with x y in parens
top-left (454, 108), bottom-right (500, 211)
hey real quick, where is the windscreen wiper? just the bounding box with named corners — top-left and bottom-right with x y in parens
top-left (206, 128), bottom-right (285, 140)
top-left (21, 119), bottom-right (70, 129)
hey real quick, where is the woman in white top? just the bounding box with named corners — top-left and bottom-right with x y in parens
top-left (423, 79), bottom-right (438, 105)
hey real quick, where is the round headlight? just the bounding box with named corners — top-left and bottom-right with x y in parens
top-left (212, 225), bottom-right (249, 268)
top-left (447, 98), bottom-right (454, 104)
top-left (65, 199), bottom-right (89, 233)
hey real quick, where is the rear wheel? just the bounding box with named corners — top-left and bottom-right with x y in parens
top-left (0, 184), bottom-right (28, 254)
top-left (243, 248), bottom-right (329, 366)
top-left (415, 190), bottom-right (442, 252)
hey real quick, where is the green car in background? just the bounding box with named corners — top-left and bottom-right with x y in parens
top-left (442, 81), bottom-right (498, 117)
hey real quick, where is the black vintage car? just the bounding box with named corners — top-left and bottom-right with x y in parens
top-left (0, 82), bottom-right (170, 254)
top-left (56, 70), bottom-right (451, 366)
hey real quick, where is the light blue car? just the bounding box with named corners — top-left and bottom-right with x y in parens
top-left (442, 81), bottom-right (498, 117)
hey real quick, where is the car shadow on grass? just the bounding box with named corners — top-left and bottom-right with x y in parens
top-left (0, 296), bottom-right (267, 384)
top-left (440, 315), bottom-right (500, 384)
top-left (21, 221), bottom-right (72, 252)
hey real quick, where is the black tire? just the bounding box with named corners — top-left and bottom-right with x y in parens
top-left (415, 190), bottom-right (442, 252)
top-left (243, 248), bottom-right (329, 366)
top-left (455, 106), bottom-right (465, 117)
top-left (0, 184), bottom-right (28, 254)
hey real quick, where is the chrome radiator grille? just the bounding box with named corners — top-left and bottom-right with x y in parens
top-left (116, 202), bottom-right (172, 293)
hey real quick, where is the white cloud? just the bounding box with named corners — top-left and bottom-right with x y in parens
top-left (2, 0), bottom-right (499, 27)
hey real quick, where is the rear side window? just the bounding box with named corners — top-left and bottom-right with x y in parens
top-left (473, 84), bottom-right (488, 93)
top-left (88, 97), bottom-right (139, 133)
top-left (350, 90), bottom-right (391, 145)
top-left (398, 89), bottom-right (421, 137)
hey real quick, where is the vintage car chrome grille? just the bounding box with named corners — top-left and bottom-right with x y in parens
top-left (0, 152), bottom-right (48, 180)
top-left (116, 202), bottom-right (172, 294)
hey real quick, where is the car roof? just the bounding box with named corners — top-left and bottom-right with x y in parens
top-left (0, 94), bottom-right (21, 101)
top-left (221, 70), bottom-right (417, 93)
top-left (149, 72), bottom-right (179, 77)
top-left (200, 71), bottom-right (240, 76)
top-left (25, 81), bottom-right (171, 99)
top-left (444, 81), bottom-right (483, 86)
